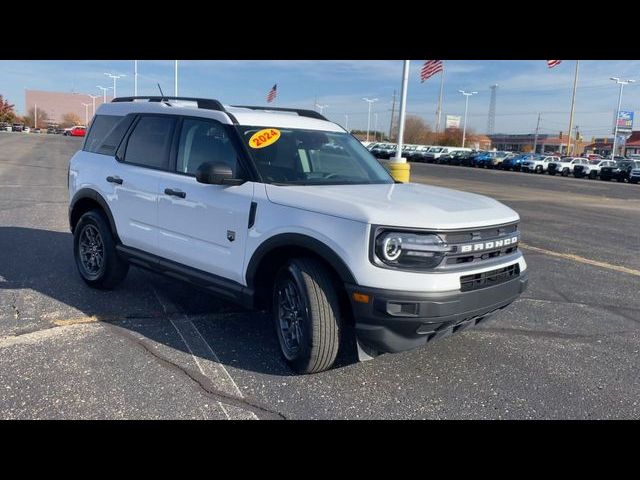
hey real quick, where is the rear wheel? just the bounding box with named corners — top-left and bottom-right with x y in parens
top-left (74, 210), bottom-right (129, 289)
top-left (535, 165), bottom-right (543, 174)
top-left (561, 168), bottom-right (569, 177)
top-left (273, 258), bottom-right (341, 374)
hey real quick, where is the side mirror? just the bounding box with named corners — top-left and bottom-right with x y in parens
top-left (196, 162), bottom-right (245, 186)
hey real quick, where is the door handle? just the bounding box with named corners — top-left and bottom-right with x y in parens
top-left (106, 176), bottom-right (123, 184)
top-left (164, 188), bottom-right (186, 199)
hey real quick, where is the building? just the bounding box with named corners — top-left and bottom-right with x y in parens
top-left (24, 89), bottom-right (113, 126)
top-left (583, 137), bottom-right (614, 157)
top-left (488, 133), bottom-right (586, 155)
top-left (622, 131), bottom-right (640, 156)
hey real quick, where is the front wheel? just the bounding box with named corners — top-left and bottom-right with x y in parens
top-left (74, 210), bottom-right (129, 289)
top-left (535, 165), bottom-right (543, 174)
top-left (561, 168), bottom-right (569, 177)
top-left (273, 258), bottom-right (341, 374)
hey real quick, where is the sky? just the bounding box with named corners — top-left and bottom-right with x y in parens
top-left (1, 60), bottom-right (640, 138)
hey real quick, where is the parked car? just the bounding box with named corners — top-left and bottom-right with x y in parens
top-left (12, 123), bottom-right (23, 132)
top-left (521, 155), bottom-right (559, 173)
top-left (423, 147), bottom-right (472, 164)
top-left (501, 154), bottom-right (535, 171)
top-left (630, 164), bottom-right (640, 184)
top-left (68, 96), bottom-right (528, 373)
top-left (33, 128), bottom-right (42, 134)
top-left (460, 151), bottom-right (486, 167)
top-left (23, 126), bottom-right (31, 133)
top-left (446, 150), bottom-right (473, 166)
top-left (370, 143), bottom-right (395, 159)
top-left (69, 126), bottom-right (87, 137)
top-left (547, 157), bottom-right (589, 176)
top-left (407, 145), bottom-right (433, 162)
top-left (573, 159), bottom-right (617, 179)
top-left (600, 160), bottom-right (640, 182)
top-left (0, 122), bottom-right (9, 131)
top-left (488, 151), bottom-right (514, 169)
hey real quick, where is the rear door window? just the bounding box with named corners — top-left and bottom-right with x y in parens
top-left (84, 115), bottom-right (130, 154)
top-left (122, 115), bottom-right (176, 170)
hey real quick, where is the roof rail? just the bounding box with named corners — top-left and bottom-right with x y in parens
top-left (231, 105), bottom-right (328, 121)
top-left (112, 96), bottom-right (225, 112)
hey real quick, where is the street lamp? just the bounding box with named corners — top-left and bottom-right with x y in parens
top-left (610, 77), bottom-right (635, 160)
top-left (458, 90), bottom-right (478, 148)
top-left (362, 97), bottom-right (379, 142)
top-left (344, 114), bottom-right (349, 132)
top-left (97, 85), bottom-right (112, 103)
top-left (81, 103), bottom-right (91, 126)
top-left (374, 113), bottom-right (378, 142)
top-left (104, 73), bottom-right (126, 98)
top-left (315, 103), bottom-right (328, 115)
top-left (88, 94), bottom-right (99, 118)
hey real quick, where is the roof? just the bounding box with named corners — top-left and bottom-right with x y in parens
top-left (98, 97), bottom-right (344, 133)
top-left (624, 130), bottom-right (640, 146)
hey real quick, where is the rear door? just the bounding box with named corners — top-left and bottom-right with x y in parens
top-left (155, 116), bottom-right (254, 284)
top-left (107, 114), bottom-right (178, 256)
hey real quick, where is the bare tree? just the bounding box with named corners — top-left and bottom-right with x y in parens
top-left (23, 107), bottom-right (50, 128)
top-left (402, 115), bottom-right (432, 144)
top-left (61, 113), bottom-right (82, 128)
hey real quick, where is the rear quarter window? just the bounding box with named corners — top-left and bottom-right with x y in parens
top-left (83, 114), bottom-right (135, 156)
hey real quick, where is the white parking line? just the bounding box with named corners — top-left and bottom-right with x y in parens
top-left (149, 286), bottom-right (258, 420)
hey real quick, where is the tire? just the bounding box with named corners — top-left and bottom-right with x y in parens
top-left (535, 165), bottom-right (543, 174)
top-left (589, 171), bottom-right (597, 179)
top-left (548, 171), bottom-right (556, 176)
top-left (273, 257), bottom-right (341, 374)
top-left (74, 209), bottom-right (129, 289)
top-left (561, 168), bottom-right (569, 177)
top-left (631, 178), bottom-right (638, 184)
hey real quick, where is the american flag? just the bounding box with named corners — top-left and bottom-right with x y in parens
top-left (420, 60), bottom-right (443, 82)
top-left (266, 84), bottom-right (277, 103)
top-left (547, 60), bottom-right (562, 69)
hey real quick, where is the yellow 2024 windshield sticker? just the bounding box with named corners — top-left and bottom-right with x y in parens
top-left (249, 128), bottom-right (281, 149)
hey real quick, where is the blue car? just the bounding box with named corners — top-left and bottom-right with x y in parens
top-left (474, 151), bottom-right (497, 168)
top-left (501, 154), bottom-right (539, 171)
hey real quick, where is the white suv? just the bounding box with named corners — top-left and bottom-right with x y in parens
top-left (68, 96), bottom-right (528, 373)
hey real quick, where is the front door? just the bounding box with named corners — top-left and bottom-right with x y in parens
top-left (156, 117), bottom-right (254, 284)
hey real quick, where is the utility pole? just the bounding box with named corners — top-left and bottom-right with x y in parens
top-left (88, 95), bottom-right (99, 118)
top-left (532, 113), bottom-right (541, 154)
top-left (566, 60), bottom-right (580, 155)
top-left (487, 84), bottom-right (498, 135)
top-left (435, 68), bottom-right (445, 137)
top-left (174, 60), bottom-right (178, 97)
top-left (81, 103), bottom-right (90, 126)
top-left (374, 113), bottom-right (378, 142)
top-left (389, 90), bottom-right (397, 141)
top-left (610, 77), bottom-right (635, 159)
top-left (34, 103), bottom-right (37, 129)
top-left (459, 90), bottom-right (478, 148)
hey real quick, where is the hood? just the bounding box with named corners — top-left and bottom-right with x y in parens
top-left (265, 182), bottom-right (520, 230)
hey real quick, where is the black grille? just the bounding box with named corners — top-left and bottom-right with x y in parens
top-left (460, 264), bottom-right (520, 292)
top-left (574, 165), bottom-right (584, 174)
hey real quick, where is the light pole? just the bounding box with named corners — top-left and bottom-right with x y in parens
top-left (174, 60), bottom-right (178, 97)
top-left (81, 103), bottom-right (90, 126)
top-left (344, 114), bottom-right (349, 132)
top-left (104, 73), bottom-right (126, 99)
top-left (362, 97), bottom-right (378, 142)
top-left (34, 103), bottom-right (37, 129)
top-left (97, 85), bottom-right (111, 103)
top-left (315, 103), bottom-right (328, 114)
top-left (374, 113), bottom-right (378, 142)
top-left (458, 90), bottom-right (478, 148)
top-left (610, 77), bottom-right (635, 160)
top-left (88, 94), bottom-right (99, 118)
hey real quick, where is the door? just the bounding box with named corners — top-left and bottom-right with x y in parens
top-left (107, 114), bottom-right (177, 256)
top-left (156, 117), bottom-right (254, 284)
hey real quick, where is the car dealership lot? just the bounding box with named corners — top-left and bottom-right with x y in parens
top-left (0, 132), bottom-right (638, 419)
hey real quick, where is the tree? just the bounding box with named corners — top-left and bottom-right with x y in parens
top-left (23, 107), bottom-right (50, 128)
top-left (0, 95), bottom-right (16, 123)
top-left (61, 113), bottom-right (82, 128)
top-left (402, 115), bottom-right (433, 145)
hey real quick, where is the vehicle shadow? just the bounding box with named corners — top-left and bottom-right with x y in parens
top-left (0, 226), bottom-right (358, 376)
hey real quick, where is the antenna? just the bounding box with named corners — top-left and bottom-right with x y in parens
top-left (157, 83), bottom-right (165, 101)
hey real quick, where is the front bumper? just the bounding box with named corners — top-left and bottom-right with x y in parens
top-left (346, 271), bottom-right (528, 354)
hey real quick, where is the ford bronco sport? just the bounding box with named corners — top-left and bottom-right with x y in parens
top-left (68, 96), bottom-right (528, 374)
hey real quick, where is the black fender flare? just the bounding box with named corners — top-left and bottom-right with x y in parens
top-left (69, 188), bottom-right (120, 242)
top-left (245, 233), bottom-right (357, 287)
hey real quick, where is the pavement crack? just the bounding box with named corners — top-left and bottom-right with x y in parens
top-left (103, 323), bottom-right (287, 420)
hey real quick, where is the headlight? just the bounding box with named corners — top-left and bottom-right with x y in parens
top-left (374, 231), bottom-right (452, 270)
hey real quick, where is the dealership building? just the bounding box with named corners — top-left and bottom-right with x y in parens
top-left (488, 133), bottom-right (586, 154)
top-left (24, 89), bottom-right (113, 126)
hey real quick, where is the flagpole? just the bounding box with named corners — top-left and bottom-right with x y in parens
top-left (435, 64), bottom-right (445, 137)
top-left (566, 60), bottom-right (579, 155)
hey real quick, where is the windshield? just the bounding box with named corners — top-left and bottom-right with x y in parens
top-left (237, 126), bottom-right (394, 186)
top-left (427, 147), bottom-right (443, 153)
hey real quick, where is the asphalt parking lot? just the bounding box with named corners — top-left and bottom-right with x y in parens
top-left (1, 132), bottom-right (638, 419)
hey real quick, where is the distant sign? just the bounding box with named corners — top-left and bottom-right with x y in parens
top-left (446, 115), bottom-right (461, 129)
top-left (613, 110), bottom-right (634, 134)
